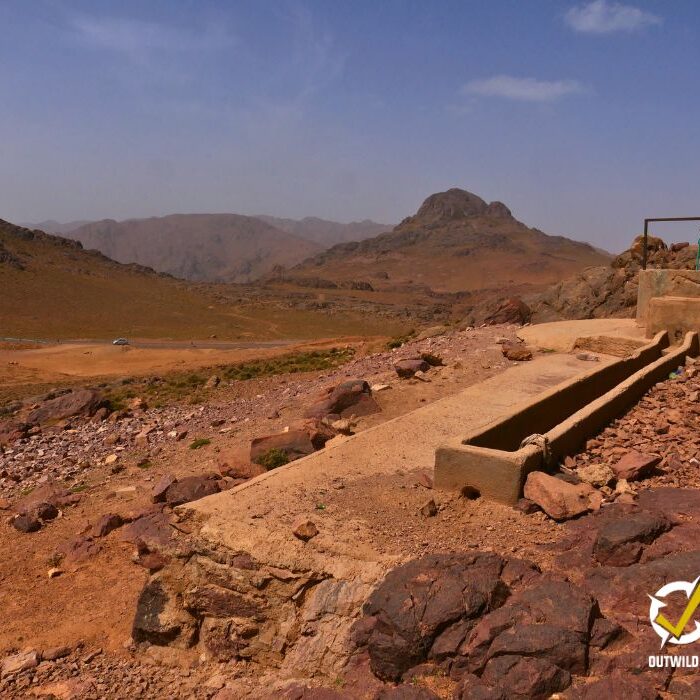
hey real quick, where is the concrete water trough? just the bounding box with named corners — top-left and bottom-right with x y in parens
top-left (434, 330), bottom-right (700, 504)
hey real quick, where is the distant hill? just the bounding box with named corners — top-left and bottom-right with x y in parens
top-left (22, 220), bottom-right (92, 235)
top-left (255, 215), bottom-right (392, 247)
top-left (65, 214), bottom-right (323, 283)
top-left (0, 218), bottom-right (257, 339)
top-left (283, 188), bottom-right (610, 295)
top-left (0, 219), bottom-right (412, 341)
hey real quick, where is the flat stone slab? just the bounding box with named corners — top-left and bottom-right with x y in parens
top-left (518, 319), bottom-right (644, 354)
top-left (181, 353), bottom-right (613, 578)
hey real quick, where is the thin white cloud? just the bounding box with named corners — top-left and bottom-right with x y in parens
top-left (461, 75), bottom-right (585, 102)
top-left (565, 0), bottom-right (661, 34)
top-left (70, 16), bottom-right (234, 57)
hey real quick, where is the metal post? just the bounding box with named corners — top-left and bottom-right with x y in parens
top-left (640, 217), bottom-right (700, 271)
top-left (643, 219), bottom-right (648, 270)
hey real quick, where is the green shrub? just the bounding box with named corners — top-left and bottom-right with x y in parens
top-left (254, 448), bottom-right (290, 469)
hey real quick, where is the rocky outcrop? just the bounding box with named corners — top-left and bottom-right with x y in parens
top-left (525, 234), bottom-right (697, 323)
top-left (304, 380), bottom-right (381, 420)
top-left (25, 388), bottom-right (104, 425)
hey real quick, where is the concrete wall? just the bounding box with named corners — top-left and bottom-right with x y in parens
top-left (465, 332), bottom-right (666, 451)
top-left (637, 269), bottom-right (700, 324)
top-left (435, 331), bottom-right (699, 504)
top-left (646, 296), bottom-right (700, 342)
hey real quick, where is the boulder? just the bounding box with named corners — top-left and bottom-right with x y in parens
top-left (89, 513), bottom-right (125, 538)
top-left (570, 670), bottom-right (658, 700)
top-left (501, 345), bottom-right (533, 362)
top-left (611, 451), bottom-right (661, 481)
top-left (394, 359), bottom-right (430, 379)
top-left (0, 420), bottom-right (29, 445)
top-left (523, 472), bottom-right (597, 521)
top-left (484, 297), bottom-right (531, 326)
top-left (12, 513), bottom-right (42, 533)
top-left (132, 577), bottom-right (198, 647)
top-left (250, 430), bottom-right (316, 464)
top-left (1, 650), bottom-right (39, 677)
top-left (304, 379), bottom-right (380, 419)
top-left (593, 510), bottom-right (671, 566)
top-left (361, 552), bottom-right (509, 681)
top-left (164, 475), bottom-right (220, 507)
top-left (152, 474), bottom-right (177, 503)
top-left (462, 580), bottom-right (596, 674)
top-left (26, 388), bottom-right (103, 425)
top-left (481, 655), bottom-right (571, 699)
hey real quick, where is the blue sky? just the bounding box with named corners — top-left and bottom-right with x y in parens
top-left (1, 0), bottom-right (698, 251)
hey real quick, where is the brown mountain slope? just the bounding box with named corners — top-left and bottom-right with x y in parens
top-left (285, 188), bottom-right (610, 295)
top-left (256, 215), bottom-right (392, 247)
top-left (0, 219), bottom-right (409, 340)
top-left (66, 214), bottom-right (322, 283)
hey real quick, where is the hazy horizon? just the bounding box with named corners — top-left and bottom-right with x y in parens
top-left (2, 0), bottom-right (700, 249)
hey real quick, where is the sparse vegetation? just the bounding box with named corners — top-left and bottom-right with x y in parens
top-left (189, 438), bottom-right (211, 450)
top-left (387, 329), bottom-right (416, 349)
top-left (101, 347), bottom-right (357, 406)
top-left (254, 448), bottom-right (290, 470)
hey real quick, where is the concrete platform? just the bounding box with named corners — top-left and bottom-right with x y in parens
top-left (517, 318), bottom-right (645, 354)
top-left (185, 353), bottom-right (611, 575)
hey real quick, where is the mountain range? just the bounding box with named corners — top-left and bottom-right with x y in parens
top-left (282, 188), bottom-right (610, 295)
top-left (25, 214), bottom-right (391, 284)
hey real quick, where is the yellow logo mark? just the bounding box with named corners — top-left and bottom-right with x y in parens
top-left (655, 579), bottom-right (700, 642)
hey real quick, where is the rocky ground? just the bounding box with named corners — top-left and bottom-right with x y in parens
top-left (0, 324), bottom-right (532, 699)
top-left (3, 323), bottom-right (699, 698)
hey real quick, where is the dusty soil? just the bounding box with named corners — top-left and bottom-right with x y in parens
top-left (0, 324), bottom-right (550, 698)
top-left (0, 336), bottom-right (375, 391)
top-left (5, 322), bottom-right (689, 698)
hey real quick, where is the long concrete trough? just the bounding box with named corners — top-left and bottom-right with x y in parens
top-left (434, 330), bottom-right (700, 504)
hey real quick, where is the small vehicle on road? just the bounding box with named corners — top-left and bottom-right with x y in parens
top-left (112, 337), bottom-right (129, 346)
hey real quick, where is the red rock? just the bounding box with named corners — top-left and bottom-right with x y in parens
top-left (89, 513), bottom-right (124, 538)
top-left (612, 451), bottom-right (661, 481)
top-left (420, 499), bottom-right (438, 517)
top-left (523, 472), bottom-right (596, 521)
top-left (571, 670), bottom-right (657, 699)
top-left (250, 430), bottom-right (316, 464)
top-left (118, 507), bottom-right (172, 549)
top-left (292, 518), bottom-right (319, 541)
top-left (164, 475), bottom-right (220, 506)
top-left (55, 536), bottom-right (102, 563)
top-left (304, 379), bottom-right (381, 419)
top-left (152, 474), bottom-right (176, 503)
top-left (594, 510), bottom-right (671, 566)
top-left (12, 513), bottom-right (42, 533)
top-left (501, 345), bottom-right (533, 362)
top-left (484, 297), bottom-right (531, 325)
top-left (394, 359), bottom-right (430, 378)
top-left (1, 650), bottom-right (39, 677)
top-left (0, 420), bottom-right (30, 445)
top-left (42, 645), bottom-right (72, 661)
top-left (481, 655), bottom-right (571, 699)
top-left (26, 388), bottom-right (103, 425)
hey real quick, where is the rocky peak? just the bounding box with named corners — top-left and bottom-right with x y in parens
top-left (405, 188), bottom-right (514, 227)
